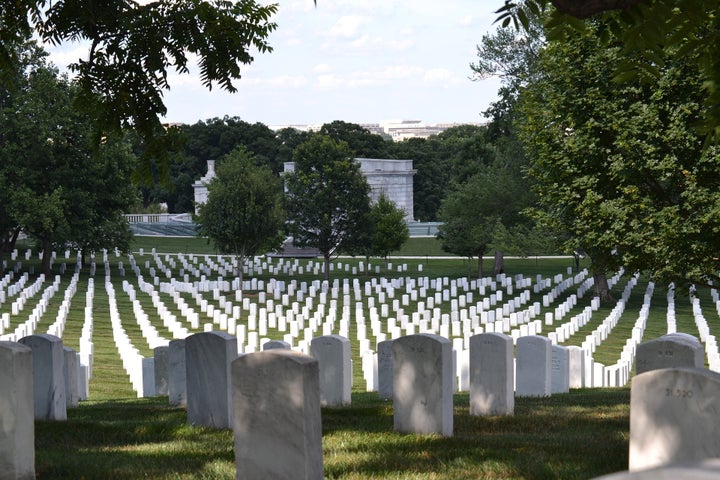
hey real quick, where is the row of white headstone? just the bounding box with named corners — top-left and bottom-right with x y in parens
top-left (3, 248), bottom-right (720, 400)
top-left (3, 327), bottom-right (717, 478)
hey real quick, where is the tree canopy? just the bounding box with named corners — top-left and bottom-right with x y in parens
top-left (497, 0), bottom-right (720, 140)
top-left (0, 45), bottom-right (136, 275)
top-left (1, 0), bottom-right (277, 169)
top-left (517, 15), bottom-right (720, 291)
top-left (367, 193), bottom-right (409, 259)
top-left (285, 135), bottom-right (372, 280)
top-left (196, 147), bottom-right (285, 283)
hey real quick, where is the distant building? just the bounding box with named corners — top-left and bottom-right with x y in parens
top-left (283, 158), bottom-right (416, 222)
top-left (193, 158), bottom-right (415, 221)
top-left (192, 160), bottom-right (216, 214)
top-left (268, 120), bottom-right (486, 142)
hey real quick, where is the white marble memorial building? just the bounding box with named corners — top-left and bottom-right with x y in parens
top-left (193, 158), bottom-right (416, 221)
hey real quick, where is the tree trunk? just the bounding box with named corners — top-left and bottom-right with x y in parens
top-left (41, 237), bottom-right (52, 277)
top-left (477, 255), bottom-right (483, 279)
top-left (493, 250), bottom-right (505, 277)
top-left (593, 269), bottom-right (616, 304)
top-left (324, 252), bottom-right (331, 282)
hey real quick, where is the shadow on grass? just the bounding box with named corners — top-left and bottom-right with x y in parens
top-left (322, 389), bottom-right (630, 480)
top-left (35, 390), bottom-right (630, 479)
top-left (35, 397), bottom-right (235, 479)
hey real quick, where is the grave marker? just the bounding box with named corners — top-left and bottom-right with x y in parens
top-left (469, 332), bottom-right (514, 416)
top-left (63, 347), bottom-right (79, 408)
top-left (0, 341), bottom-right (35, 479)
top-left (629, 367), bottom-right (720, 470)
top-left (635, 333), bottom-right (704, 375)
top-left (154, 346), bottom-right (169, 396)
top-left (516, 335), bottom-right (552, 397)
top-left (18, 334), bottom-right (67, 420)
top-left (310, 335), bottom-right (352, 407)
top-left (185, 331), bottom-right (237, 428)
top-left (377, 339), bottom-right (394, 400)
top-left (168, 339), bottom-right (186, 407)
top-left (393, 334), bottom-right (453, 436)
top-left (232, 350), bottom-right (323, 480)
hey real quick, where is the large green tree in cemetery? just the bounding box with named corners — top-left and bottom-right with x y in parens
top-left (285, 135), bottom-right (372, 281)
top-left (437, 159), bottom-right (532, 279)
top-left (434, 18), bottom-right (542, 276)
top-left (0, 45), bottom-right (137, 276)
top-left (517, 16), bottom-right (720, 292)
top-left (367, 193), bottom-right (410, 259)
top-left (0, 0), bottom-right (277, 174)
top-left (196, 147), bottom-right (285, 283)
top-left (497, 0), bottom-right (720, 142)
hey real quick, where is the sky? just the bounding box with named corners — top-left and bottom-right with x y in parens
top-left (47, 0), bottom-right (506, 127)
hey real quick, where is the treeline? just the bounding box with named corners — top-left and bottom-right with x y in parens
top-left (141, 119), bottom-right (517, 224)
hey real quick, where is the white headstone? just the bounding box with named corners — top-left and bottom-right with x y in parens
top-left (185, 331), bottom-right (237, 428)
top-left (232, 350), bottom-right (323, 480)
top-left (567, 345), bottom-right (584, 389)
top-left (377, 340), bottom-right (394, 400)
top-left (63, 347), bottom-right (80, 408)
top-left (551, 345), bottom-right (570, 394)
top-left (19, 334), bottom-right (67, 420)
top-left (516, 335), bottom-right (552, 397)
top-left (469, 332), bottom-right (514, 416)
top-left (629, 367), bottom-right (720, 471)
top-left (262, 340), bottom-right (292, 351)
top-left (635, 334), bottom-right (704, 375)
top-left (154, 346), bottom-right (169, 396)
top-left (310, 335), bottom-right (352, 407)
top-left (393, 334), bottom-right (453, 436)
top-left (0, 341), bottom-right (35, 479)
top-left (168, 339), bottom-right (186, 407)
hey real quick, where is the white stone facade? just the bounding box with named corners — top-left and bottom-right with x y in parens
top-left (192, 160), bottom-right (216, 214)
top-left (194, 158), bottom-right (415, 221)
top-left (283, 158), bottom-right (416, 222)
top-left (357, 158), bottom-right (415, 221)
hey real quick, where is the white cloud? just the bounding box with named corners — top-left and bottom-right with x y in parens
top-left (314, 65), bottom-right (430, 89)
top-left (324, 15), bottom-right (372, 39)
top-left (388, 38), bottom-right (415, 50)
top-left (423, 68), bottom-right (455, 84)
top-left (313, 63), bottom-right (333, 73)
top-left (458, 15), bottom-right (474, 27)
top-left (265, 75), bottom-right (308, 88)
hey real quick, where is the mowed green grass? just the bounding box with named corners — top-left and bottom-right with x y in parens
top-left (7, 236), bottom-right (710, 478)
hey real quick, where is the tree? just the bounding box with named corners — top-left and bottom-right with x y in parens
top-left (67, 137), bottom-right (138, 265)
top-left (0, 0), bottom-right (277, 174)
top-left (1, 49), bottom-right (137, 276)
top-left (388, 137), bottom-right (448, 221)
top-left (285, 135), bottom-right (372, 281)
top-left (496, 0), bottom-right (720, 140)
top-left (437, 165), bottom-right (529, 278)
top-left (196, 147), bottom-right (285, 284)
top-left (367, 193), bottom-right (409, 259)
top-left (319, 121), bottom-right (392, 159)
top-left (517, 17), bottom-right (719, 294)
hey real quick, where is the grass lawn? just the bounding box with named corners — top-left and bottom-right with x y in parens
top-left (5, 236), bottom-right (693, 479)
